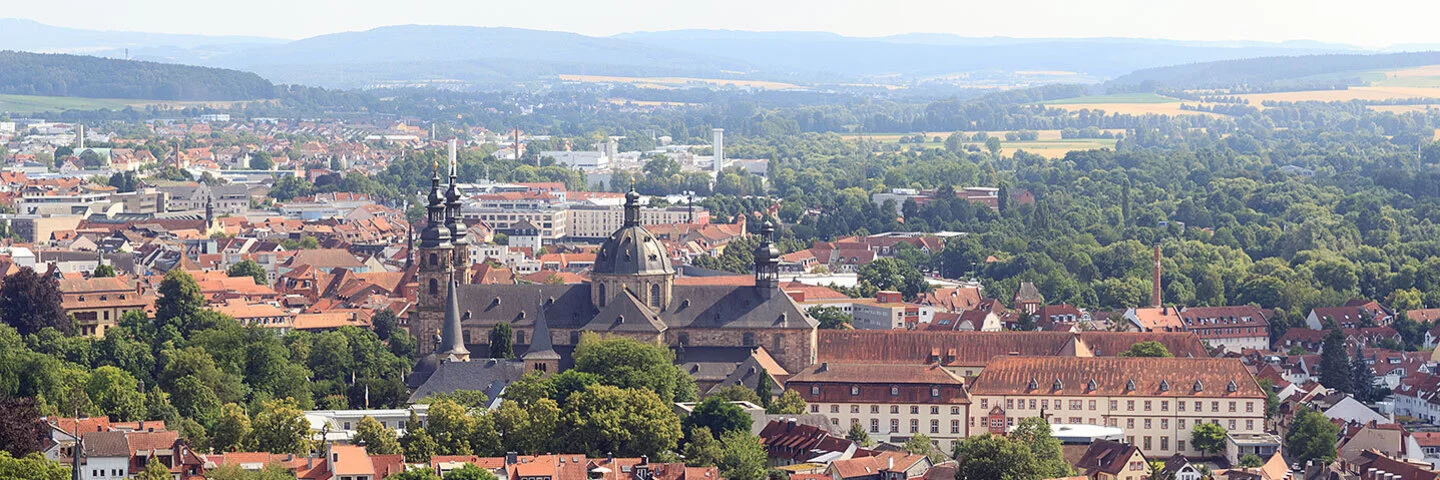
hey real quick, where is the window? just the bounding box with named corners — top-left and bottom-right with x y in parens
top-left (1127, 419), bottom-right (1135, 429)
top-left (1127, 436), bottom-right (1135, 445)
top-left (871, 405), bottom-right (880, 414)
top-left (910, 406), bottom-right (919, 414)
top-left (743, 333), bottom-right (755, 346)
top-left (428, 278), bottom-right (439, 295)
top-left (1127, 400), bottom-right (1135, 411)
top-left (1070, 400), bottom-right (1083, 410)
top-left (891, 386), bottom-right (900, 396)
top-left (1108, 418), bottom-right (1118, 427)
top-left (1161, 419), bottom-right (1168, 429)
top-left (1144, 419), bottom-right (1152, 429)
top-left (811, 386), bottom-right (820, 395)
top-left (1229, 401), bottom-right (1237, 413)
top-left (1179, 419), bottom-right (1186, 429)
top-left (930, 419), bottom-right (939, 434)
top-left (951, 407), bottom-right (961, 415)
top-left (1195, 401), bottom-right (1202, 412)
top-left (1178, 401), bottom-right (1186, 412)
top-left (871, 419), bottom-right (879, 433)
top-left (1228, 419), bottom-right (1236, 430)
top-left (1144, 436), bottom-right (1152, 451)
top-left (980, 399), bottom-right (989, 409)
top-left (910, 419), bottom-right (919, 433)
top-left (1089, 400), bottom-right (1097, 410)
top-left (850, 386), bottom-right (859, 396)
top-left (931, 406), bottom-right (940, 415)
top-left (891, 406), bottom-right (899, 414)
top-left (851, 405), bottom-right (860, 414)
top-left (1246, 402), bottom-right (1255, 413)
top-left (890, 419), bottom-right (899, 433)
top-left (1212, 401), bottom-right (1220, 412)
top-left (1178, 440), bottom-right (1186, 451)
top-left (811, 405), bottom-right (819, 413)
top-left (677, 332), bottom-right (688, 345)
top-left (1161, 436), bottom-right (1169, 451)
top-left (831, 405), bottom-right (839, 413)
top-left (1030, 399), bottom-right (1037, 410)
top-left (931, 387), bottom-right (940, 397)
top-left (1042, 399), bottom-right (1049, 410)
top-left (1007, 399), bottom-right (1014, 409)
top-left (1246, 419), bottom-right (1254, 430)
top-left (1144, 400), bottom-right (1152, 411)
top-left (951, 419), bottom-right (960, 434)
top-left (1069, 417), bottom-right (1081, 424)
top-left (1161, 401), bottom-right (1169, 412)
top-left (649, 284), bottom-right (661, 308)
top-left (344, 421), bottom-right (351, 430)
top-left (1110, 400), bottom-right (1118, 410)
top-left (598, 284), bottom-right (607, 307)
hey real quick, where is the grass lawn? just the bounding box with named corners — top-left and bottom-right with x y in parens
top-left (0, 94), bottom-right (259, 115)
top-left (1039, 93), bottom-right (1178, 105)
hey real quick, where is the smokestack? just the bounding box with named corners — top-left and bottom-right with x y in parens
top-left (1151, 244), bottom-right (1162, 308)
top-left (712, 128), bottom-right (724, 175)
top-left (76, 124), bottom-right (84, 149)
top-left (449, 138), bottom-right (457, 172)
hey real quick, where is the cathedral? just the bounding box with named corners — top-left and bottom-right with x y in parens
top-left (407, 161), bottom-right (819, 386)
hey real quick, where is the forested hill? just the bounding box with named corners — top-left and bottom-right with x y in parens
top-left (1108, 51), bottom-right (1440, 90)
top-left (0, 51), bottom-right (275, 101)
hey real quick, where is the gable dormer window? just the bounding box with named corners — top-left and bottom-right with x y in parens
top-left (890, 386), bottom-right (899, 396)
top-left (1027, 378), bottom-right (1039, 391)
top-left (1086, 379), bottom-right (1098, 392)
top-left (1193, 380), bottom-right (1205, 392)
top-left (850, 385), bottom-right (860, 396)
top-left (1125, 379), bottom-right (1136, 392)
top-left (1160, 380), bottom-right (1171, 392)
top-left (1226, 380), bottom-right (1238, 392)
top-left (1052, 379), bottom-right (1064, 391)
top-left (931, 387), bottom-right (940, 397)
top-left (811, 385), bottom-right (820, 395)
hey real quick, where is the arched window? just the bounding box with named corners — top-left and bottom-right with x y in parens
top-left (428, 278), bottom-right (439, 295)
top-left (597, 283), bottom-right (607, 307)
top-left (429, 253), bottom-right (438, 266)
top-left (649, 284), bottom-right (662, 308)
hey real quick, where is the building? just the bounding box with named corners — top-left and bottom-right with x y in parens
top-left (815, 330), bottom-right (1210, 378)
top-left (1126, 306), bottom-right (1270, 353)
top-left (787, 362), bottom-right (970, 450)
top-left (58, 276), bottom-right (153, 338)
top-left (851, 291), bottom-right (932, 330)
top-left (1226, 432), bottom-right (1282, 466)
top-left (757, 418), bottom-right (858, 466)
top-left (462, 192), bottom-right (567, 242)
top-left (967, 356), bottom-right (1267, 458)
top-left (825, 452), bottom-right (930, 480)
top-left (410, 185), bottom-right (817, 373)
top-left (1307, 301), bottom-right (1394, 330)
top-left (1072, 439), bottom-right (1149, 480)
top-left (567, 204), bottom-right (710, 240)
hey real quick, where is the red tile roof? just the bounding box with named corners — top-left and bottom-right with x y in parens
top-left (970, 356), bottom-right (1264, 398)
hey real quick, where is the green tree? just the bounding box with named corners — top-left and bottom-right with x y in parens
top-left (210, 403), bottom-right (253, 453)
top-left (1287, 407), bottom-right (1340, 466)
top-left (0, 397), bottom-right (45, 456)
top-left (1318, 327), bottom-right (1352, 393)
top-left (156, 269), bottom-right (204, 328)
top-left (766, 390), bottom-right (806, 415)
top-left (846, 422), bottom-right (872, 447)
top-left (755, 373), bottom-right (774, 409)
top-left (806, 306), bottom-right (852, 329)
top-left (354, 416), bottom-right (402, 455)
top-left (227, 260), bottom-right (269, 287)
top-left (716, 430), bottom-right (767, 480)
top-left (953, 434), bottom-right (1041, 480)
top-left (489, 323), bottom-right (514, 359)
top-left (0, 268), bottom-right (71, 335)
top-left (684, 396), bottom-right (752, 439)
top-left (137, 457), bottom-right (171, 480)
top-left (1119, 341), bottom-right (1174, 358)
top-left (1238, 454), bottom-right (1264, 468)
top-left (984, 137), bottom-right (1002, 155)
top-left (857, 257), bottom-right (930, 301)
top-left (573, 333), bottom-right (683, 403)
top-left (249, 151), bottom-right (274, 170)
top-left (401, 426), bottom-right (439, 463)
top-left (904, 434), bottom-right (946, 464)
top-left (707, 385), bottom-right (762, 405)
top-left (445, 464), bottom-right (499, 480)
top-left (560, 384), bottom-right (682, 457)
top-left (92, 264), bottom-right (116, 278)
top-left (251, 398), bottom-right (310, 454)
top-left (683, 426), bottom-right (723, 467)
top-left (84, 366), bottom-right (144, 421)
top-left (1351, 349), bottom-right (1377, 402)
top-left (0, 451), bottom-right (70, 480)
top-left (1191, 422), bottom-right (1227, 456)
top-left (1257, 379), bottom-right (1280, 419)
top-left (1010, 417), bottom-right (1070, 477)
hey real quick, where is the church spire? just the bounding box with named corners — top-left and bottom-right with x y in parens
top-left (419, 161), bottom-right (451, 249)
top-left (623, 186), bottom-right (641, 227)
top-left (522, 298), bottom-right (560, 373)
top-left (753, 221), bottom-right (781, 298)
top-left (446, 138), bottom-right (467, 245)
top-left (437, 272), bottom-right (469, 361)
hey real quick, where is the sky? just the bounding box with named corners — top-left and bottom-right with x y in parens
top-left (9, 0), bottom-right (1440, 48)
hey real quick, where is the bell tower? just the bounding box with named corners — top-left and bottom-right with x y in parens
top-left (446, 139), bottom-right (472, 283)
top-left (753, 221), bottom-right (781, 298)
top-left (411, 161), bottom-right (454, 356)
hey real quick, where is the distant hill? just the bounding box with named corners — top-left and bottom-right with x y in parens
top-left (0, 18), bottom-right (283, 64)
top-left (613, 30), bottom-right (1352, 78)
top-left (1108, 51), bottom-right (1440, 90)
top-left (0, 51), bottom-right (275, 100)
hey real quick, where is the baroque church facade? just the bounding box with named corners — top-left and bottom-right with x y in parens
top-left (408, 168), bottom-right (819, 374)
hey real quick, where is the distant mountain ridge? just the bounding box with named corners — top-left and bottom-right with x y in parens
top-left (0, 19), bottom-right (1429, 90)
top-left (1108, 51), bottom-right (1440, 90)
top-left (0, 50), bottom-right (275, 100)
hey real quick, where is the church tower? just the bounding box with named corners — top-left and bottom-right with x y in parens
top-left (522, 301), bottom-right (560, 375)
top-left (445, 139), bottom-right (472, 283)
top-left (753, 221), bottom-right (781, 298)
top-left (411, 162), bottom-right (453, 356)
top-left (437, 272), bottom-right (470, 362)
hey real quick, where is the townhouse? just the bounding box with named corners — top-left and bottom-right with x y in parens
top-left (787, 363), bottom-right (971, 450)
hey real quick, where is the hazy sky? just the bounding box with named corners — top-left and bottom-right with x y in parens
top-left (11, 0), bottom-right (1440, 47)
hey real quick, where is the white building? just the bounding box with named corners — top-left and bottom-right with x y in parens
top-left (304, 405), bottom-right (430, 443)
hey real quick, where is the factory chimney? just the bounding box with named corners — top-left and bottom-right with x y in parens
top-left (712, 128), bottom-right (724, 175)
top-left (1151, 244), bottom-right (1162, 308)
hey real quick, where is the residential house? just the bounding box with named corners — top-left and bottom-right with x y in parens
top-left (1071, 439), bottom-right (1148, 480)
top-left (787, 363), bottom-right (971, 450)
top-left (826, 452), bottom-right (931, 480)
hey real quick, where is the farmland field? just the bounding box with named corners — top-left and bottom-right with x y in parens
top-left (0, 94), bottom-right (261, 114)
top-left (1036, 93), bottom-right (1223, 117)
top-left (558, 74), bottom-right (802, 90)
top-left (839, 130), bottom-right (1119, 158)
top-left (1038, 93), bottom-right (1178, 104)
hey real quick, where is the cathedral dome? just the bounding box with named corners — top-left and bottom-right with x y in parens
top-left (593, 189), bottom-right (673, 276)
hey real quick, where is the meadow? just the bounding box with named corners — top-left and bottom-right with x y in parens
top-left (0, 94), bottom-right (259, 114)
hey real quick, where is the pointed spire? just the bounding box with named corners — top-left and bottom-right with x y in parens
top-left (446, 138), bottom-right (467, 246)
top-left (437, 272), bottom-right (469, 361)
top-left (524, 299), bottom-right (558, 361)
top-left (623, 185), bottom-right (641, 227)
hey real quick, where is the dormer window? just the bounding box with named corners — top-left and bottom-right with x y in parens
top-left (850, 385), bottom-right (860, 396)
top-left (1160, 380), bottom-right (1171, 392)
top-left (811, 385), bottom-right (820, 395)
top-left (1226, 380), bottom-right (1238, 392)
top-left (1086, 379), bottom-right (1098, 392)
top-left (931, 387), bottom-right (940, 397)
top-left (1125, 379), bottom-right (1136, 392)
top-left (1193, 380), bottom-right (1205, 392)
top-left (1052, 379), bottom-right (1064, 390)
top-left (890, 386), bottom-right (899, 396)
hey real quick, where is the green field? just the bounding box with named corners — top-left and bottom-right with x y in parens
top-left (1038, 93), bottom-right (1179, 105)
top-left (0, 94), bottom-right (257, 115)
